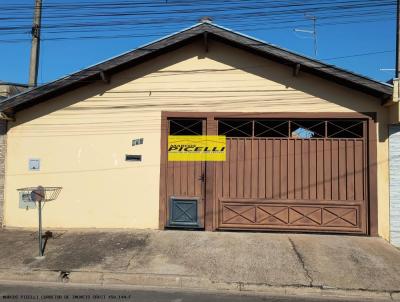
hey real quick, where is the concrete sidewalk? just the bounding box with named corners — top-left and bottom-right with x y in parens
top-left (0, 229), bottom-right (399, 300)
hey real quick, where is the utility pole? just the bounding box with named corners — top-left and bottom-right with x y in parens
top-left (28, 0), bottom-right (43, 87)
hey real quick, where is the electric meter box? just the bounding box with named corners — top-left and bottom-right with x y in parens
top-left (19, 191), bottom-right (36, 209)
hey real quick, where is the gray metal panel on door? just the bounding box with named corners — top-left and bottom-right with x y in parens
top-left (168, 197), bottom-right (200, 227)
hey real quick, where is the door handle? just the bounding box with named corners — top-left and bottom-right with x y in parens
top-left (198, 174), bottom-right (205, 182)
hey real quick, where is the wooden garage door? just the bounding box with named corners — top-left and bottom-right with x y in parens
top-left (215, 119), bottom-right (368, 234)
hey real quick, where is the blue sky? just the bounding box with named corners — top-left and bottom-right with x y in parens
top-left (1, 0), bottom-right (396, 85)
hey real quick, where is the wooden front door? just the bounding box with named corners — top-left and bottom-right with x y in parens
top-left (163, 118), bottom-right (206, 228)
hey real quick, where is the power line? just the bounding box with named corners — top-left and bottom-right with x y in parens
top-left (322, 50), bottom-right (395, 61)
top-left (0, 0), bottom-right (394, 83)
top-left (0, 16), bottom-right (394, 43)
top-left (0, 0), bottom-right (394, 33)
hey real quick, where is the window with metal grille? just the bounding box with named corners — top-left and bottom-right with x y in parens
top-left (169, 119), bottom-right (203, 135)
top-left (291, 120), bottom-right (325, 138)
top-left (217, 119), bottom-right (364, 139)
top-left (327, 120), bottom-right (363, 138)
top-left (218, 119), bottom-right (253, 137)
top-left (254, 120), bottom-right (289, 137)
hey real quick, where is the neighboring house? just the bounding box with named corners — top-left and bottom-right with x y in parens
top-left (0, 82), bottom-right (28, 223)
top-left (0, 82), bottom-right (28, 100)
top-left (389, 79), bottom-right (400, 246)
top-left (0, 22), bottom-right (398, 243)
top-left (389, 125), bottom-right (400, 246)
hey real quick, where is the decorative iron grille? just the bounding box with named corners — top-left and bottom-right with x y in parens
top-left (169, 119), bottom-right (203, 136)
top-left (218, 119), bottom-right (364, 139)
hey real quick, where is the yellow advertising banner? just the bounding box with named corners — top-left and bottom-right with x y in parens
top-left (168, 135), bottom-right (226, 161)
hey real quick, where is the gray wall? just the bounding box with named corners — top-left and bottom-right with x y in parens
top-left (390, 125), bottom-right (400, 246)
top-left (0, 121), bottom-right (6, 226)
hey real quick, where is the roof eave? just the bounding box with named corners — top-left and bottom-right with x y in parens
top-left (0, 22), bottom-right (392, 113)
top-left (203, 25), bottom-right (392, 99)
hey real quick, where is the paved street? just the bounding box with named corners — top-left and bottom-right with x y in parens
top-left (0, 282), bottom-right (391, 302)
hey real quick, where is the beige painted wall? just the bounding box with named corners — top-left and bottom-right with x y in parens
top-left (4, 39), bottom-right (391, 238)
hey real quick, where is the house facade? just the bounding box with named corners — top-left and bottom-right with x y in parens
top-left (0, 23), bottom-right (398, 242)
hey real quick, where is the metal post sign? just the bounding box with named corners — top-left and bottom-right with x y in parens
top-left (17, 186), bottom-right (62, 259)
top-left (168, 135), bottom-right (226, 161)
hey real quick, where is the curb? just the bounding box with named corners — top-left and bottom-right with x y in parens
top-left (0, 268), bottom-right (398, 301)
